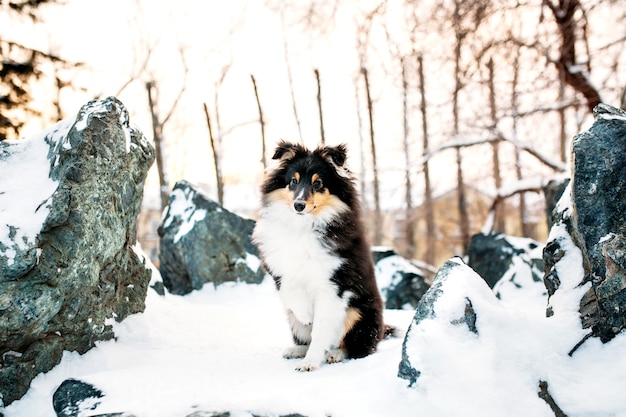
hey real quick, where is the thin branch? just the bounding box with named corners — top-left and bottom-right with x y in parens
top-left (314, 69), bottom-right (326, 145)
top-left (114, 48), bottom-right (153, 97)
top-left (203, 102), bottom-right (223, 206)
top-left (250, 74), bottom-right (267, 168)
top-left (419, 132), bottom-right (567, 174)
top-left (538, 380), bottom-right (569, 417)
top-left (480, 177), bottom-right (548, 234)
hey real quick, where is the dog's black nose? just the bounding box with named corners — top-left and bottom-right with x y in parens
top-left (294, 200), bottom-right (306, 212)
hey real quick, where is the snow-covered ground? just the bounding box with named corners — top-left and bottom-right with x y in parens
top-left (4, 249), bottom-right (626, 417)
top-left (4, 277), bottom-right (416, 417)
top-left (3, 123), bottom-right (626, 416)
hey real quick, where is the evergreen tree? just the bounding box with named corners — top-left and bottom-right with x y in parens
top-left (0, 0), bottom-right (66, 140)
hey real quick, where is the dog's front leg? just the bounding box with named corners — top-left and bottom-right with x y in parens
top-left (295, 296), bottom-right (346, 372)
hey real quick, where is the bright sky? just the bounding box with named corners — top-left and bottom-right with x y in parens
top-left (4, 0), bottom-right (432, 212)
top-left (7, 0), bottom-right (621, 215)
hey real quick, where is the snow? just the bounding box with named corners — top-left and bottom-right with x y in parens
top-left (0, 122), bottom-right (68, 264)
top-left (375, 253), bottom-right (424, 292)
top-left (243, 252), bottom-right (261, 273)
top-left (2, 276), bottom-right (415, 417)
top-left (3, 132), bottom-right (626, 415)
top-left (4, 235), bottom-right (626, 417)
top-left (597, 113), bottom-right (626, 122)
top-left (161, 186), bottom-right (208, 244)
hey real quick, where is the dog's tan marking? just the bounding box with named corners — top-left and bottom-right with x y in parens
top-left (339, 307), bottom-right (362, 350)
top-left (311, 173), bottom-right (320, 184)
top-left (293, 172), bottom-right (300, 184)
top-left (265, 188), bottom-right (292, 204)
top-left (344, 307), bottom-right (361, 335)
top-left (310, 190), bottom-right (347, 216)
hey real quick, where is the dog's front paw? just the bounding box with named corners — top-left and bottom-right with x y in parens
top-left (295, 359), bottom-right (320, 372)
top-left (283, 345), bottom-right (308, 359)
top-left (325, 348), bottom-right (347, 364)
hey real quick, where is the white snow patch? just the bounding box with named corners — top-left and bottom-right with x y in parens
top-left (375, 252), bottom-right (425, 309)
top-left (599, 233), bottom-right (615, 245)
top-left (243, 252), bottom-right (261, 273)
top-left (0, 125), bottom-right (64, 263)
top-left (175, 209), bottom-right (206, 243)
top-left (597, 111), bottom-right (626, 122)
top-left (554, 182), bottom-right (572, 218)
top-left (161, 187), bottom-right (208, 243)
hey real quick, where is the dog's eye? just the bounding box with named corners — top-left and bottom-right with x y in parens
top-left (313, 179), bottom-right (323, 190)
top-left (290, 177), bottom-right (298, 186)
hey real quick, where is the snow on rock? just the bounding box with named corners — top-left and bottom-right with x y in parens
top-left (373, 247), bottom-right (430, 310)
top-left (397, 255), bottom-right (617, 416)
top-left (0, 119), bottom-right (69, 275)
top-left (467, 232), bottom-right (547, 311)
top-left (0, 97), bottom-right (154, 408)
top-left (158, 180), bottom-right (264, 295)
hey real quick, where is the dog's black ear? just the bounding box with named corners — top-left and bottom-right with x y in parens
top-left (320, 144), bottom-right (347, 168)
top-left (272, 140), bottom-right (304, 162)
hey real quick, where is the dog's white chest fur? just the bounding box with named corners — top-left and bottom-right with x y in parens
top-left (253, 202), bottom-right (344, 325)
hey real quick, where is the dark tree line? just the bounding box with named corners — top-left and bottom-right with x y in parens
top-left (0, 0), bottom-right (80, 141)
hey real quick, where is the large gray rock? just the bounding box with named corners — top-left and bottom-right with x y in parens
top-left (570, 104), bottom-right (626, 341)
top-left (158, 181), bottom-right (264, 295)
top-left (398, 258), bottom-right (483, 386)
top-left (53, 379), bottom-right (105, 417)
top-left (0, 97), bottom-right (154, 406)
top-left (467, 232), bottom-right (544, 289)
top-left (467, 232), bottom-right (546, 303)
top-left (543, 104), bottom-right (626, 343)
top-left (373, 247), bottom-right (430, 310)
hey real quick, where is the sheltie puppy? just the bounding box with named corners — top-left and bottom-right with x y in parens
top-left (252, 140), bottom-right (386, 372)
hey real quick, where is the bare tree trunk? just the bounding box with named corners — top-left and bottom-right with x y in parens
top-left (53, 75), bottom-right (66, 122)
top-left (487, 58), bottom-right (504, 233)
top-left (354, 75), bottom-right (368, 219)
top-left (250, 74), bottom-right (267, 170)
top-left (203, 102), bottom-right (224, 207)
top-left (511, 50), bottom-right (531, 237)
top-left (314, 69), bottom-right (326, 145)
top-left (361, 67), bottom-right (382, 245)
top-left (453, 0), bottom-right (470, 254)
top-left (401, 58), bottom-right (415, 258)
top-left (146, 81), bottom-right (170, 211)
top-left (418, 55), bottom-right (435, 266)
top-left (543, 0), bottom-right (601, 112)
top-left (144, 48), bottom-right (188, 211)
top-left (558, 76), bottom-right (568, 164)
